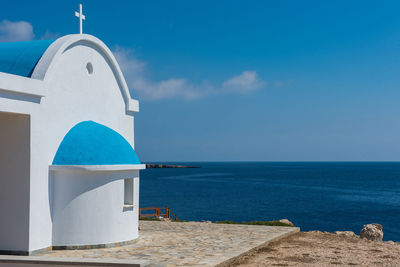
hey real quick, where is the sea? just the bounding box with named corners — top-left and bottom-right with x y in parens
top-left (139, 162), bottom-right (400, 241)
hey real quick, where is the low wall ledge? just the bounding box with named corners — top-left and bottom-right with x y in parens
top-left (49, 164), bottom-right (146, 172)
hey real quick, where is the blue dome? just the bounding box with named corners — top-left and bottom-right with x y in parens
top-left (53, 121), bottom-right (141, 165)
top-left (0, 39), bottom-right (54, 77)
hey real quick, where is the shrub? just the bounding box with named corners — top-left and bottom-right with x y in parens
top-left (214, 220), bottom-right (293, 227)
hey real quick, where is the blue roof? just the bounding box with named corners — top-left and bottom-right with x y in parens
top-left (0, 39), bottom-right (54, 77)
top-left (52, 121), bottom-right (141, 165)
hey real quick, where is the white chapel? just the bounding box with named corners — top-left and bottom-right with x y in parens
top-left (0, 5), bottom-right (145, 255)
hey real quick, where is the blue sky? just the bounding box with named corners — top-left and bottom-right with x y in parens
top-left (2, 1), bottom-right (400, 161)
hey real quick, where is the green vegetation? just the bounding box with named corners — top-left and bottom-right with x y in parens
top-left (139, 216), bottom-right (188, 222)
top-left (214, 220), bottom-right (294, 227)
top-left (139, 217), bottom-right (293, 226)
top-left (139, 217), bottom-right (160, 221)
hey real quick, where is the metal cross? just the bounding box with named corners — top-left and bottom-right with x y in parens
top-left (75, 4), bottom-right (86, 34)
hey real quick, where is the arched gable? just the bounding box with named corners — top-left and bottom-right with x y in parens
top-left (31, 34), bottom-right (138, 114)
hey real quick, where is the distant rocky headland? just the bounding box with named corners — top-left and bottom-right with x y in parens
top-left (145, 164), bottom-right (200, 168)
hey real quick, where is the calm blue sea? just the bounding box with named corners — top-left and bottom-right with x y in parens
top-left (139, 162), bottom-right (400, 241)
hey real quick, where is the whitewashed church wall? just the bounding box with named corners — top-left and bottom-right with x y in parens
top-left (51, 170), bottom-right (139, 246)
top-left (28, 40), bottom-right (136, 251)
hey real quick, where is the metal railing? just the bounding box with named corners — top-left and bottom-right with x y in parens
top-left (139, 206), bottom-right (178, 221)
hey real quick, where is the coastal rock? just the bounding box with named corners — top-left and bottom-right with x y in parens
top-left (279, 219), bottom-right (294, 226)
top-left (335, 231), bottom-right (357, 238)
top-left (146, 164), bottom-right (200, 168)
top-left (360, 223), bottom-right (383, 241)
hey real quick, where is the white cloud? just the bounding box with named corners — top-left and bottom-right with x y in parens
top-left (114, 47), bottom-right (193, 99)
top-left (223, 70), bottom-right (266, 93)
top-left (0, 19), bottom-right (268, 100)
top-left (0, 20), bottom-right (58, 42)
top-left (114, 48), bottom-right (267, 100)
top-left (0, 20), bottom-right (270, 100)
top-left (40, 30), bottom-right (60, 40)
top-left (0, 20), bottom-right (34, 42)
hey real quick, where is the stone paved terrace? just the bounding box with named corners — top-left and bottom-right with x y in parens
top-left (42, 221), bottom-right (299, 266)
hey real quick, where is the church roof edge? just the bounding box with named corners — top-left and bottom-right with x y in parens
top-left (0, 39), bottom-right (55, 77)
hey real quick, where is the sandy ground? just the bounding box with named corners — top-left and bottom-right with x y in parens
top-left (230, 231), bottom-right (400, 267)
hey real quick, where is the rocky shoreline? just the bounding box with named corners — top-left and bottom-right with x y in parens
top-left (145, 163), bottom-right (200, 168)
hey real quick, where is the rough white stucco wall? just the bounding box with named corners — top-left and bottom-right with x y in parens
top-left (0, 112), bottom-right (30, 252)
top-left (52, 171), bottom-right (139, 246)
top-left (28, 39), bottom-right (136, 251)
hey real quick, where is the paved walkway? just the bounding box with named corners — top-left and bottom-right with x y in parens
top-left (43, 221), bottom-right (299, 266)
